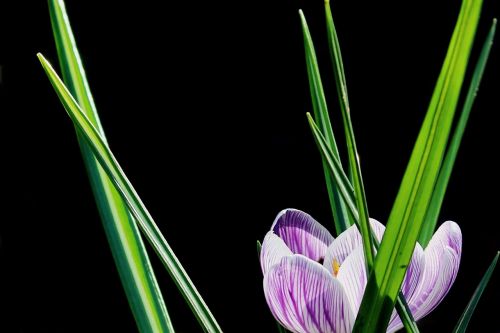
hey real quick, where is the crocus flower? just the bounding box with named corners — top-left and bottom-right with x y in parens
top-left (260, 209), bottom-right (462, 333)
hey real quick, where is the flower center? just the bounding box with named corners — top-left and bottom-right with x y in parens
top-left (333, 259), bottom-right (340, 277)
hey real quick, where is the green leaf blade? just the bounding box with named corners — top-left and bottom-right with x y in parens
top-left (316, 5), bottom-right (375, 270)
top-left (353, 0), bottom-right (483, 331)
top-left (307, 114), bottom-right (357, 216)
top-left (38, 53), bottom-right (222, 333)
top-left (324, 0), bottom-right (353, 182)
top-left (48, 1), bottom-right (174, 332)
top-left (453, 252), bottom-right (499, 333)
top-left (419, 19), bottom-right (497, 247)
top-left (395, 292), bottom-right (420, 333)
top-left (299, 9), bottom-right (353, 235)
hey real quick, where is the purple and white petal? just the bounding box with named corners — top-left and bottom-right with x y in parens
top-left (272, 209), bottom-right (334, 262)
top-left (323, 225), bottom-right (361, 274)
top-left (369, 218), bottom-right (386, 242)
top-left (264, 255), bottom-right (355, 333)
top-left (336, 247), bottom-right (367, 313)
top-left (260, 231), bottom-right (293, 275)
top-left (386, 244), bottom-right (425, 333)
top-left (407, 221), bottom-right (462, 321)
top-left (323, 218), bottom-right (385, 274)
top-left (399, 243), bottom-right (425, 298)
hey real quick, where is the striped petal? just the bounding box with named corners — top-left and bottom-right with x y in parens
top-left (400, 243), bottom-right (425, 297)
top-left (336, 247), bottom-right (366, 313)
top-left (264, 255), bottom-right (355, 333)
top-left (260, 231), bottom-right (293, 275)
top-left (335, 241), bottom-right (424, 318)
top-left (272, 209), bottom-right (334, 262)
top-left (323, 224), bottom-right (360, 275)
top-left (369, 218), bottom-right (386, 242)
top-left (406, 221), bottom-right (462, 321)
top-left (386, 244), bottom-right (425, 333)
top-left (323, 218), bottom-right (385, 275)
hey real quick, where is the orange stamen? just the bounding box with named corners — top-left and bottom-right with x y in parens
top-left (333, 259), bottom-right (340, 277)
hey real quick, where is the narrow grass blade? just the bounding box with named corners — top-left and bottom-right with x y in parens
top-left (299, 9), bottom-right (353, 234)
top-left (37, 53), bottom-right (222, 333)
top-left (307, 114), bottom-right (357, 216)
top-left (453, 252), bottom-right (499, 333)
top-left (48, 1), bottom-right (173, 332)
top-left (395, 293), bottom-right (420, 333)
top-left (308, 114), bottom-right (419, 332)
top-left (419, 19), bottom-right (497, 247)
top-left (318, 19), bottom-right (419, 330)
top-left (353, 0), bottom-right (483, 332)
top-left (303, 9), bottom-right (374, 269)
top-left (308, 101), bottom-right (374, 272)
top-left (324, 0), bottom-right (353, 181)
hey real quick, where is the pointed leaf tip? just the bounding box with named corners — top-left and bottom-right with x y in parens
top-left (301, 9), bottom-right (353, 234)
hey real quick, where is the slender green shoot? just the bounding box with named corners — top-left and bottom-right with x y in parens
top-left (453, 252), bottom-right (499, 333)
top-left (38, 53), bottom-right (222, 333)
top-left (324, 0), bottom-right (353, 181)
top-left (299, 9), bottom-right (353, 235)
top-left (302, 9), bottom-right (374, 270)
top-left (48, 1), bottom-right (174, 331)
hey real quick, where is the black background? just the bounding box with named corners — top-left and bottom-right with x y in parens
top-left (1, 0), bottom-right (499, 332)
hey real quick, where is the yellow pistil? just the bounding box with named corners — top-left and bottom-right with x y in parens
top-left (333, 259), bottom-right (340, 277)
